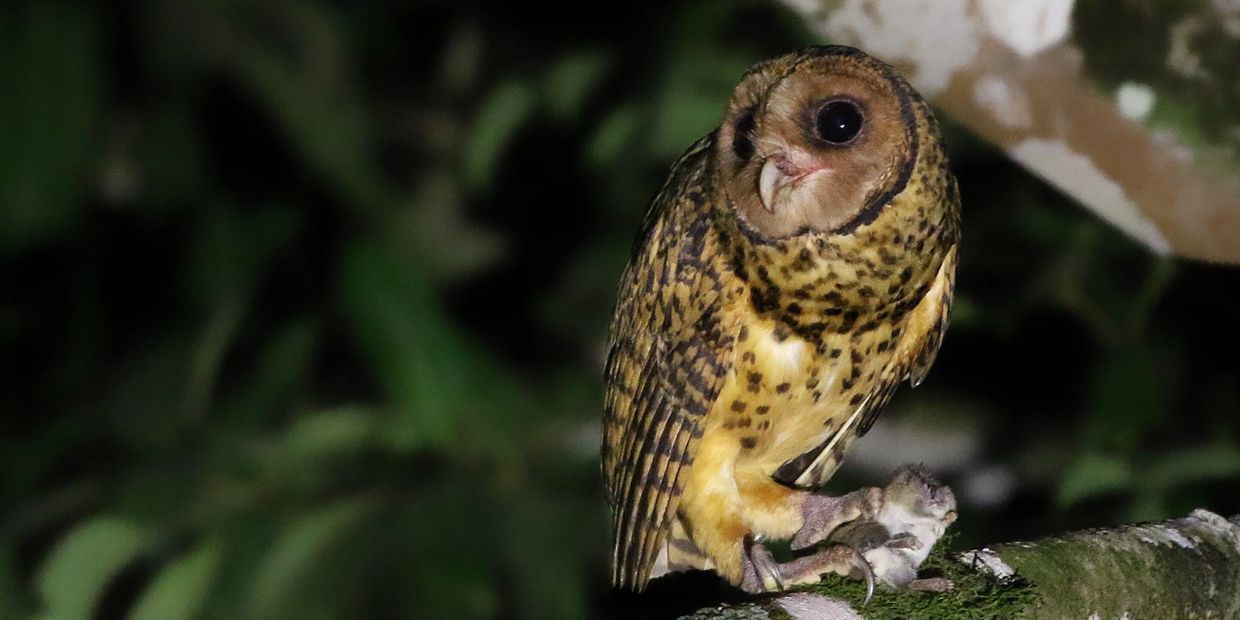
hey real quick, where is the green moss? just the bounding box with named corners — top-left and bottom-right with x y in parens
top-left (686, 534), bottom-right (1038, 620)
top-left (997, 523), bottom-right (1240, 618)
top-left (793, 535), bottom-right (1036, 619)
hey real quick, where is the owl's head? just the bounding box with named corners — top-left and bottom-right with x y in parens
top-left (714, 46), bottom-right (927, 240)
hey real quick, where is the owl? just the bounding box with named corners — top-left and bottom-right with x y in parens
top-left (602, 46), bottom-right (960, 594)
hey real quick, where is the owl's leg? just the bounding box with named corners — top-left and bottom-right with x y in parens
top-left (789, 487), bottom-right (884, 551)
top-left (732, 467), bottom-right (882, 551)
top-left (729, 469), bottom-right (878, 598)
top-left (681, 446), bottom-right (879, 592)
top-left (740, 541), bottom-right (875, 603)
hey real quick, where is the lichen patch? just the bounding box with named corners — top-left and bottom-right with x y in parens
top-left (1151, 525), bottom-right (1197, 550)
top-left (1168, 16), bottom-right (1209, 79)
top-left (1190, 508), bottom-right (1240, 554)
top-left (974, 75), bottom-right (1032, 129)
top-left (1116, 83), bottom-right (1155, 122)
top-left (961, 548), bottom-right (1015, 580)
top-left (1211, 0), bottom-right (1240, 38)
top-left (978, 0), bottom-right (1074, 58)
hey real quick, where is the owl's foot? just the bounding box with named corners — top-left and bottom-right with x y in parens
top-left (739, 539), bottom-right (876, 605)
top-left (740, 535), bottom-right (784, 592)
top-left (789, 487), bottom-right (884, 551)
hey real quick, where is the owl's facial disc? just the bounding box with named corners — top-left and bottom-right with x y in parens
top-left (717, 48), bottom-right (918, 240)
top-left (756, 97), bottom-right (864, 213)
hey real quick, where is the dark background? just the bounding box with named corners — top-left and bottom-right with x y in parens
top-left (3, 1), bottom-right (1239, 618)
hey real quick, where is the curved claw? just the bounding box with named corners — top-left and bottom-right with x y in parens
top-left (846, 546), bottom-right (875, 606)
top-left (754, 541), bottom-right (785, 592)
top-left (741, 535), bottom-right (785, 593)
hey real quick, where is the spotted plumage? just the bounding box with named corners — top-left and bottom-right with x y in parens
top-left (602, 46), bottom-right (960, 592)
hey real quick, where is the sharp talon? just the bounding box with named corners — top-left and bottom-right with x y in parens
top-left (759, 551), bottom-right (785, 591)
top-left (847, 546), bottom-right (875, 606)
top-left (768, 565), bottom-right (786, 591)
top-left (744, 535), bottom-right (784, 592)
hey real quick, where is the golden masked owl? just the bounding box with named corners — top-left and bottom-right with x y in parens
top-left (602, 46), bottom-right (960, 594)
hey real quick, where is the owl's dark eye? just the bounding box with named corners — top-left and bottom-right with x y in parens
top-left (732, 109), bottom-right (756, 161)
top-left (815, 99), bottom-right (863, 145)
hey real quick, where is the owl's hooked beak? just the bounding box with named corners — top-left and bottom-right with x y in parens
top-left (758, 159), bottom-right (783, 214)
top-left (757, 155), bottom-right (828, 213)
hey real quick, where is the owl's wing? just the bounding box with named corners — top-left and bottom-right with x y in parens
top-left (859, 242), bottom-right (958, 435)
top-left (602, 139), bottom-right (733, 591)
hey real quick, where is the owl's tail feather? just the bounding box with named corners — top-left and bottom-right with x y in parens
top-left (651, 517), bottom-right (712, 580)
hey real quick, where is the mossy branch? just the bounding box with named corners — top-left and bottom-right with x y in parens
top-left (679, 509), bottom-right (1240, 619)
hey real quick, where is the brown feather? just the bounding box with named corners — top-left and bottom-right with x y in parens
top-left (602, 138), bottom-right (734, 590)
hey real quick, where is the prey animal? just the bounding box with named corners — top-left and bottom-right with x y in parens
top-left (828, 464), bottom-right (958, 601)
top-left (602, 46), bottom-right (960, 593)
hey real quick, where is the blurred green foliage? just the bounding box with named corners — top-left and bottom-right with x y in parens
top-left (2, 1), bottom-right (1239, 619)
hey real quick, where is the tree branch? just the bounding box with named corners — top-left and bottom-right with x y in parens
top-left (679, 509), bottom-right (1240, 619)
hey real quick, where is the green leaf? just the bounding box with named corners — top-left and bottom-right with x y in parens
top-left (185, 286), bottom-right (251, 424)
top-left (0, 544), bottom-right (26, 618)
top-left (1145, 444), bottom-right (1240, 490)
top-left (281, 407), bottom-right (378, 466)
top-left (648, 49), bottom-right (751, 159)
top-left (337, 241), bottom-right (524, 454)
top-left (1057, 453), bottom-right (1133, 508)
top-left (140, 105), bottom-right (206, 205)
top-left (463, 79), bottom-right (537, 192)
top-left (1083, 345), bottom-right (1170, 452)
top-left (648, 85), bottom-right (724, 160)
top-left (338, 243), bottom-right (459, 450)
top-left (397, 173), bottom-right (508, 281)
top-left (500, 494), bottom-right (590, 619)
top-left (242, 499), bottom-right (375, 619)
top-left (544, 52), bottom-right (611, 122)
top-left (218, 6), bottom-right (387, 214)
top-left (218, 318), bottom-right (320, 429)
top-left (586, 104), bottom-right (641, 169)
top-left (35, 517), bottom-right (150, 620)
top-left (129, 539), bottom-right (225, 620)
top-left (401, 482), bottom-right (500, 620)
top-left (0, 3), bottom-right (102, 251)
top-left (185, 207), bottom-right (299, 307)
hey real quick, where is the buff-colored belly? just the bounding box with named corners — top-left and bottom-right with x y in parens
top-left (702, 317), bottom-right (894, 489)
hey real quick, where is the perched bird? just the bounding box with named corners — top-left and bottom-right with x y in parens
top-left (602, 46), bottom-right (960, 594)
top-left (828, 464), bottom-right (958, 599)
